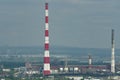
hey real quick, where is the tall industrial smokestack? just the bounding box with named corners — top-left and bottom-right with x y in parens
top-left (111, 29), bottom-right (115, 73)
top-left (43, 3), bottom-right (50, 76)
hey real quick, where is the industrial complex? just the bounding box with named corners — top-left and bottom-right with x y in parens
top-left (41, 2), bottom-right (119, 80)
top-left (0, 2), bottom-right (120, 80)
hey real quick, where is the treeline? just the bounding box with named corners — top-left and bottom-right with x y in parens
top-left (0, 62), bottom-right (25, 68)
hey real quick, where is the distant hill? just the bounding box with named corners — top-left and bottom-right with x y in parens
top-left (0, 46), bottom-right (119, 57)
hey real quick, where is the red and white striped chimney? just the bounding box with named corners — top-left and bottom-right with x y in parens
top-left (43, 3), bottom-right (50, 76)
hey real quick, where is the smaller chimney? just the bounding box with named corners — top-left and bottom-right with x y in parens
top-left (88, 55), bottom-right (92, 69)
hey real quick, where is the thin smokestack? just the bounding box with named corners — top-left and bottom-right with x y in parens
top-left (111, 29), bottom-right (115, 73)
top-left (112, 29), bottom-right (114, 47)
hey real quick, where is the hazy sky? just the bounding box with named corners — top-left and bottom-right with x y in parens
top-left (0, 0), bottom-right (120, 48)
